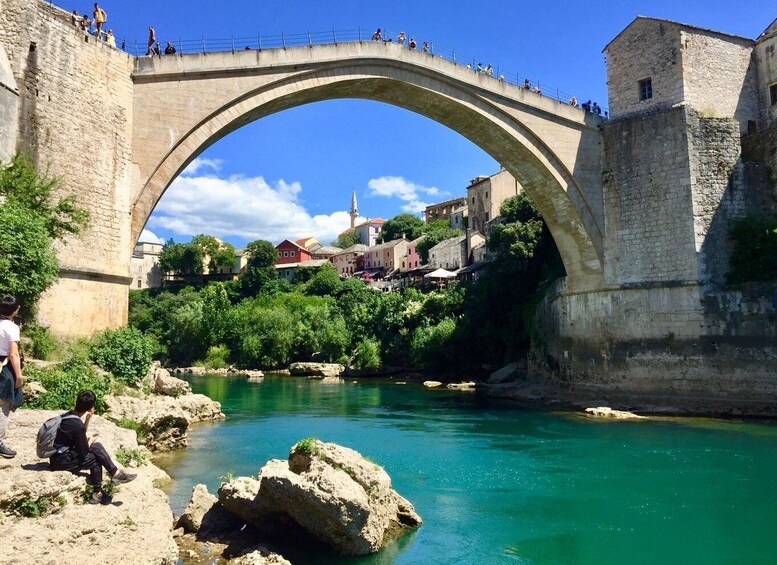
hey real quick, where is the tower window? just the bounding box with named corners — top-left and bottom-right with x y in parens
top-left (639, 78), bottom-right (653, 101)
top-left (771, 84), bottom-right (777, 106)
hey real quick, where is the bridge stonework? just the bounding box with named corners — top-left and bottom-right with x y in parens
top-left (1, 0), bottom-right (775, 413)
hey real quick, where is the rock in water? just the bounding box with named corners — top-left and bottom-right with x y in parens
top-left (177, 484), bottom-right (243, 536)
top-left (218, 440), bottom-right (422, 556)
top-left (584, 406), bottom-right (646, 420)
top-left (288, 362), bottom-right (345, 378)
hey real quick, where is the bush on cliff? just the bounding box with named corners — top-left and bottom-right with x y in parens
top-left (90, 326), bottom-right (155, 385)
top-left (0, 155), bottom-right (88, 319)
top-left (25, 356), bottom-right (110, 413)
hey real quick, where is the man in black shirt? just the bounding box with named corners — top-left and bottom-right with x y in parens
top-left (50, 390), bottom-right (136, 505)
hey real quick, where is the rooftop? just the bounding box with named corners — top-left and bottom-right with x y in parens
top-left (603, 16), bottom-right (755, 53)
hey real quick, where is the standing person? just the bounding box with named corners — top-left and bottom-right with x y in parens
top-left (146, 25), bottom-right (155, 56)
top-left (105, 29), bottom-right (116, 48)
top-left (371, 28), bottom-right (382, 41)
top-left (70, 9), bottom-right (79, 26)
top-left (0, 296), bottom-right (24, 459)
top-left (397, 31), bottom-right (405, 45)
top-left (408, 37), bottom-right (416, 49)
top-left (93, 3), bottom-right (107, 40)
top-left (422, 41), bottom-right (429, 53)
top-left (49, 390), bottom-right (136, 505)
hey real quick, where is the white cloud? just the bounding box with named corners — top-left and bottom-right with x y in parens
top-left (181, 158), bottom-right (224, 177)
top-left (147, 172), bottom-right (355, 244)
top-left (367, 176), bottom-right (446, 214)
top-left (138, 228), bottom-right (164, 244)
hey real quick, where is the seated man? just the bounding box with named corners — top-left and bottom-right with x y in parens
top-left (50, 390), bottom-right (136, 505)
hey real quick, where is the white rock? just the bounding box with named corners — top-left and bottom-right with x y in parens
top-left (423, 381), bottom-right (442, 388)
top-left (288, 363), bottom-right (345, 378)
top-left (584, 406), bottom-right (646, 420)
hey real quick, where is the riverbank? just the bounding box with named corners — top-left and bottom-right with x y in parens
top-left (0, 410), bottom-right (179, 564)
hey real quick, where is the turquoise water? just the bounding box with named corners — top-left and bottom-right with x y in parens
top-left (155, 375), bottom-right (777, 564)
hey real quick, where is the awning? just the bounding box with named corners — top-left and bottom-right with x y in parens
top-left (424, 268), bottom-right (458, 279)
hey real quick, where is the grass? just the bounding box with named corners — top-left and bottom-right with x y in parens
top-left (5, 495), bottom-right (67, 518)
top-left (80, 480), bottom-right (117, 503)
top-left (110, 417), bottom-right (149, 444)
top-left (219, 470), bottom-right (235, 483)
top-left (152, 477), bottom-right (171, 490)
top-left (115, 447), bottom-right (146, 467)
top-left (294, 436), bottom-right (320, 456)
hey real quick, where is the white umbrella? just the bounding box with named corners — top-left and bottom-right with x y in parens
top-left (424, 268), bottom-right (457, 279)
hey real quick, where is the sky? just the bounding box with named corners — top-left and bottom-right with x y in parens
top-left (88, 0), bottom-right (776, 247)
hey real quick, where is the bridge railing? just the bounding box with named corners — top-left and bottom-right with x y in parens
top-left (128, 28), bottom-right (608, 115)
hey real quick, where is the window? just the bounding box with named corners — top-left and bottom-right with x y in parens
top-left (771, 84), bottom-right (777, 106)
top-left (471, 197), bottom-right (475, 204)
top-left (639, 78), bottom-right (653, 101)
top-left (485, 213), bottom-right (489, 222)
top-left (290, 251), bottom-right (295, 257)
top-left (485, 192), bottom-right (488, 198)
top-left (283, 251), bottom-right (289, 257)
top-left (137, 279), bottom-right (141, 289)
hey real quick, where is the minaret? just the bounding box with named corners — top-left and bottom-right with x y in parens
top-left (350, 190), bottom-right (359, 228)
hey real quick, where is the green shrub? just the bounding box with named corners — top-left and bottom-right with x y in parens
top-left (90, 326), bottom-right (154, 385)
top-left (24, 356), bottom-right (110, 413)
top-left (294, 437), bottom-right (320, 455)
top-left (115, 447), bottom-right (146, 467)
top-left (351, 337), bottom-right (381, 370)
top-left (411, 317), bottom-right (457, 369)
top-left (22, 322), bottom-right (56, 360)
top-left (5, 494), bottom-right (66, 518)
top-left (204, 345), bottom-right (230, 369)
top-left (110, 417), bottom-right (149, 444)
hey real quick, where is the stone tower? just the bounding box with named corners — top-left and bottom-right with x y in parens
top-left (350, 190), bottom-right (358, 228)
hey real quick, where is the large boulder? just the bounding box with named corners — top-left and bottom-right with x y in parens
top-left (488, 360), bottom-right (526, 384)
top-left (0, 410), bottom-right (178, 564)
top-left (105, 391), bottom-right (224, 452)
top-left (147, 362), bottom-right (192, 397)
top-left (288, 363), bottom-right (345, 378)
top-left (105, 394), bottom-right (190, 451)
top-left (177, 484), bottom-right (243, 536)
top-left (218, 440), bottom-right (421, 556)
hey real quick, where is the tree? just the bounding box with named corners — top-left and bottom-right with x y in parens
top-left (159, 240), bottom-right (204, 275)
top-left (378, 213), bottom-right (424, 243)
top-left (242, 239), bottom-right (280, 296)
top-left (486, 193), bottom-right (544, 265)
top-left (0, 155), bottom-right (88, 316)
top-left (416, 220), bottom-right (462, 263)
top-left (333, 229), bottom-right (361, 249)
top-left (191, 234), bottom-right (235, 273)
top-left (245, 240), bottom-right (277, 268)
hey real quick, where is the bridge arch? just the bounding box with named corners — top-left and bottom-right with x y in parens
top-left (131, 46), bottom-right (604, 290)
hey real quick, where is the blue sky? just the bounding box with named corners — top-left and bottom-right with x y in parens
top-left (93, 0), bottom-right (775, 247)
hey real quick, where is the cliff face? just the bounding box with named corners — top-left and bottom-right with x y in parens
top-left (0, 409), bottom-right (178, 565)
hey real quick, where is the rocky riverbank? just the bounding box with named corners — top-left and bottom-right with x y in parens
top-left (0, 410), bottom-right (179, 564)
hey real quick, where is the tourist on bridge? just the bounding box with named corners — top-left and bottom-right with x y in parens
top-left (569, 96), bottom-right (578, 107)
top-left (485, 64), bottom-right (493, 76)
top-left (164, 41), bottom-right (176, 55)
top-left (581, 99), bottom-right (592, 112)
top-left (70, 10), bottom-right (79, 26)
top-left (0, 296), bottom-right (24, 459)
top-left (592, 102), bottom-right (602, 116)
top-left (524, 78), bottom-right (531, 89)
top-left (422, 41), bottom-right (430, 53)
top-left (153, 42), bottom-right (162, 56)
top-left (408, 38), bottom-right (416, 49)
top-left (105, 29), bottom-right (116, 48)
top-left (476, 63), bottom-right (484, 74)
top-left (397, 31), bottom-right (405, 45)
top-left (93, 3), bottom-right (107, 40)
top-left (372, 28), bottom-right (382, 41)
top-left (533, 85), bottom-right (541, 95)
top-left (146, 25), bottom-right (155, 55)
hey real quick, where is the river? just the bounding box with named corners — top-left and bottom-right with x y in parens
top-left (154, 374), bottom-right (777, 564)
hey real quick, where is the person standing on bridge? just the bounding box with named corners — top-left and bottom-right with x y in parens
top-left (146, 25), bottom-right (156, 56)
top-left (408, 37), bottom-right (416, 49)
top-left (371, 28), bottom-right (382, 41)
top-left (397, 31), bottom-right (405, 45)
top-left (93, 3), bottom-right (107, 41)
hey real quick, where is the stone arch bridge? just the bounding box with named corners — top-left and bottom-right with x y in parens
top-left (130, 42), bottom-right (605, 292)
